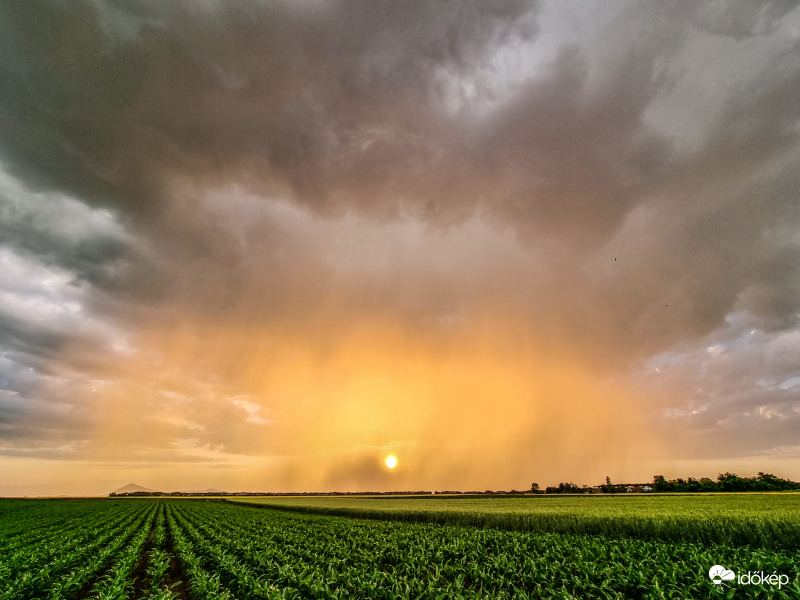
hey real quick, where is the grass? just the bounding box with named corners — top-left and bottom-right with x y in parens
top-left (226, 493), bottom-right (800, 550)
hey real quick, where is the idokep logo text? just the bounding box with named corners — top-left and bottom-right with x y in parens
top-left (709, 565), bottom-right (790, 590)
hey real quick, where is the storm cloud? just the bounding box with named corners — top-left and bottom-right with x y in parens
top-left (1, 0), bottom-right (799, 495)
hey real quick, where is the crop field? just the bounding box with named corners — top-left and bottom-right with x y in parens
top-left (0, 496), bottom-right (798, 599)
top-left (229, 493), bottom-right (800, 549)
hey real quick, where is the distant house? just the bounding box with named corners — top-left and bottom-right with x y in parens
top-left (625, 485), bottom-right (653, 493)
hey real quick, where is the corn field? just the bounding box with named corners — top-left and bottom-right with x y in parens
top-left (1, 496), bottom-right (798, 599)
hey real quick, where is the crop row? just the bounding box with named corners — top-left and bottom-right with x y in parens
top-left (167, 500), bottom-right (800, 599)
top-left (88, 506), bottom-right (157, 599)
top-left (1, 500), bottom-right (140, 558)
top-left (1, 502), bottom-right (152, 600)
top-left (0, 500), bottom-right (157, 600)
top-left (143, 504), bottom-right (178, 600)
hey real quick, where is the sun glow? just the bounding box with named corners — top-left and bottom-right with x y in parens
top-left (71, 314), bottom-right (656, 492)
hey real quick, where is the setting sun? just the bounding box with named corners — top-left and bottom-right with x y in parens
top-left (385, 456), bottom-right (397, 469)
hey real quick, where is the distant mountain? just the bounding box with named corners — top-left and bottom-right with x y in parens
top-left (109, 483), bottom-right (228, 496)
top-left (110, 483), bottom-right (161, 495)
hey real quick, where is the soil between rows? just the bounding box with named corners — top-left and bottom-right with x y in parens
top-left (73, 514), bottom-right (193, 600)
top-left (161, 515), bottom-right (193, 600)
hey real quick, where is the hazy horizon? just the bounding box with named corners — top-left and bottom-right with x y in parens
top-left (2, 1), bottom-right (800, 497)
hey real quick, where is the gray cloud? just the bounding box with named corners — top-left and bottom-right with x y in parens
top-left (0, 168), bottom-right (128, 284)
top-left (693, 0), bottom-right (797, 40)
top-left (640, 312), bottom-right (800, 461)
top-left (0, 0), bottom-right (537, 215)
top-left (1, 0), bottom-right (799, 482)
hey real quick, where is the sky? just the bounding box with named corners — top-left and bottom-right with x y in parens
top-left (1, 0), bottom-right (799, 496)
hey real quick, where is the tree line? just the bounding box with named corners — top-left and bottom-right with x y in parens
top-left (652, 472), bottom-right (799, 493)
top-left (535, 472), bottom-right (800, 494)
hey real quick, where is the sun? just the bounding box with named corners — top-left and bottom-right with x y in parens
top-left (385, 455), bottom-right (397, 469)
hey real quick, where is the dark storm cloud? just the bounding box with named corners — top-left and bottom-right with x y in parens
top-left (0, 0), bottom-right (537, 217)
top-left (0, 1), bottom-right (139, 208)
top-left (1, 0), bottom-right (799, 477)
top-left (0, 0), bottom-right (542, 324)
top-left (586, 29), bottom-right (800, 355)
top-left (2, 0), bottom-right (797, 328)
top-left (476, 3), bottom-right (687, 245)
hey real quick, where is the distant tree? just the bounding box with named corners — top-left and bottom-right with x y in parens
top-left (717, 472), bottom-right (748, 492)
top-left (753, 472), bottom-right (799, 491)
top-left (530, 482), bottom-right (540, 492)
top-left (651, 472), bottom-right (798, 493)
top-left (551, 482), bottom-right (583, 494)
top-left (685, 477), bottom-right (701, 492)
top-left (601, 476), bottom-right (621, 494)
top-left (699, 477), bottom-right (716, 492)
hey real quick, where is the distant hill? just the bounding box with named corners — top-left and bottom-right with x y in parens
top-left (109, 483), bottom-right (228, 496)
top-left (110, 483), bottom-right (161, 495)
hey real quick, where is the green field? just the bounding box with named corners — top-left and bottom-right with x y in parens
top-left (228, 493), bottom-right (800, 522)
top-left (228, 493), bottom-right (800, 549)
top-left (1, 495), bottom-right (798, 599)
